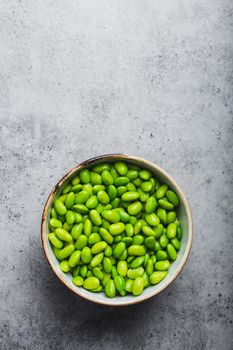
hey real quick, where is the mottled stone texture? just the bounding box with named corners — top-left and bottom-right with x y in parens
top-left (0, 0), bottom-right (232, 349)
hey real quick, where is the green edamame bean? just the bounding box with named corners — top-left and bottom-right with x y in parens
top-left (154, 240), bottom-right (161, 252)
top-left (176, 226), bottom-right (182, 240)
top-left (156, 250), bottom-right (168, 261)
top-left (75, 191), bottom-right (89, 204)
top-left (114, 161), bottom-right (128, 176)
top-left (50, 218), bottom-right (62, 229)
top-left (126, 182), bottom-right (137, 192)
top-left (51, 208), bottom-right (57, 219)
top-left (132, 277), bottom-right (144, 296)
top-left (83, 218), bottom-right (92, 236)
top-left (83, 276), bottom-right (100, 290)
top-left (110, 166), bottom-right (118, 181)
top-left (113, 242), bottom-right (126, 258)
top-left (54, 199), bottom-right (67, 216)
top-left (105, 279), bottom-right (116, 298)
top-left (88, 233), bottom-right (101, 245)
top-left (117, 260), bottom-right (128, 277)
top-left (73, 204), bottom-right (89, 214)
top-left (127, 267), bottom-right (144, 279)
top-left (58, 194), bottom-right (67, 203)
top-left (146, 259), bottom-right (153, 276)
top-left (72, 266), bottom-right (80, 277)
top-left (63, 222), bottom-right (72, 232)
top-left (93, 163), bottom-right (110, 173)
top-left (59, 244), bottom-right (75, 260)
top-left (145, 197), bottom-right (157, 214)
top-left (60, 260), bottom-right (70, 272)
top-left (55, 228), bottom-right (73, 242)
top-left (81, 247), bottom-right (92, 263)
top-left (160, 234), bottom-right (168, 248)
top-left (167, 211), bottom-right (177, 224)
top-left (99, 227), bottom-right (113, 244)
top-left (115, 177), bottom-right (129, 187)
top-left (71, 184), bottom-right (82, 193)
top-left (102, 210), bottom-right (120, 223)
top-left (141, 181), bottom-right (152, 192)
top-left (66, 211), bottom-right (75, 225)
top-left (158, 199), bottom-right (174, 210)
top-left (155, 184), bottom-right (168, 199)
top-left (143, 253), bottom-right (149, 267)
top-left (125, 279), bottom-right (133, 292)
top-left (126, 170), bottom-right (138, 181)
top-left (79, 169), bottom-right (90, 184)
top-left (167, 244), bottom-right (177, 261)
top-left (114, 275), bottom-right (125, 292)
top-left (109, 222), bottom-right (125, 236)
top-left (71, 175), bottom-right (80, 186)
top-left (102, 273), bottom-right (111, 287)
top-left (80, 265), bottom-right (87, 278)
top-left (91, 241), bottom-right (108, 254)
top-left (68, 250), bottom-right (81, 267)
top-left (124, 223), bottom-right (133, 237)
top-left (104, 245), bottom-right (112, 257)
top-left (154, 224), bottom-right (164, 238)
top-left (97, 190), bottom-right (110, 205)
top-left (118, 209), bottom-right (130, 223)
top-left (134, 221), bottom-right (142, 235)
top-left (157, 208), bottom-right (167, 224)
top-left (151, 255), bottom-right (156, 264)
top-left (111, 265), bottom-right (118, 278)
top-left (119, 248), bottom-right (127, 261)
top-left (142, 225), bottom-right (156, 237)
top-left (139, 169), bottom-right (152, 180)
top-left (155, 260), bottom-right (170, 271)
top-left (86, 195), bottom-right (98, 209)
top-left (72, 276), bottom-right (83, 287)
top-left (138, 188), bottom-right (149, 202)
top-left (111, 197), bottom-right (120, 208)
top-left (48, 233), bottom-right (63, 249)
top-left (82, 183), bottom-right (93, 196)
top-left (90, 172), bottom-right (102, 185)
top-left (62, 185), bottom-right (72, 194)
top-left (144, 236), bottom-right (155, 250)
top-left (75, 235), bottom-right (88, 250)
top-left (93, 267), bottom-right (104, 280)
top-left (127, 201), bottom-right (142, 215)
top-left (102, 170), bottom-right (114, 185)
top-left (128, 245), bottom-right (146, 256)
top-left (171, 238), bottom-right (180, 250)
top-left (65, 192), bottom-right (75, 209)
top-left (132, 235), bottom-right (144, 245)
top-left (74, 212), bottom-right (82, 223)
top-left (145, 213), bottom-right (160, 227)
top-left (131, 256), bottom-right (144, 268)
top-left (166, 190), bottom-right (180, 206)
top-left (167, 223), bottom-right (177, 239)
top-left (71, 223), bottom-right (83, 240)
top-left (121, 191), bottom-right (139, 201)
top-left (90, 252), bottom-right (104, 267)
top-left (103, 257), bottom-right (112, 273)
top-left (108, 185), bottom-right (117, 200)
top-left (93, 185), bottom-right (105, 194)
top-left (150, 271), bottom-right (167, 284)
top-left (122, 237), bottom-right (133, 246)
top-left (89, 209), bottom-right (102, 226)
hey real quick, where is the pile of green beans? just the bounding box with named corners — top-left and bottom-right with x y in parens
top-left (48, 161), bottom-right (182, 298)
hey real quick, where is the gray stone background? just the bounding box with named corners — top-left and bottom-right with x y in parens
top-left (0, 1), bottom-right (232, 349)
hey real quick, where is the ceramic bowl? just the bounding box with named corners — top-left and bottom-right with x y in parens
top-left (41, 154), bottom-right (193, 306)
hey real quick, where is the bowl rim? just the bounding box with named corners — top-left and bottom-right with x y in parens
top-left (41, 153), bottom-right (193, 306)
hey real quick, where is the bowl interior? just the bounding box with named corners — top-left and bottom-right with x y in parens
top-left (42, 155), bottom-right (192, 306)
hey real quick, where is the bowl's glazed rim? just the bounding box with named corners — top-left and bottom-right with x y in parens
top-left (41, 154), bottom-right (193, 306)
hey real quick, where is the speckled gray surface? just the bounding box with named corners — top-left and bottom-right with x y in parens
top-left (0, 1), bottom-right (233, 349)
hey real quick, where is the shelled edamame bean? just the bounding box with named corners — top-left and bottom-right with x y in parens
top-left (48, 161), bottom-right (182, 298)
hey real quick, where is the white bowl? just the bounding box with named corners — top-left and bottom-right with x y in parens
top-left (41, 154), bottom-right (193, 306)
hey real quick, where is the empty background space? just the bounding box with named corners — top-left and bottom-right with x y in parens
top-left (0, 0), bottom-right (232, 349)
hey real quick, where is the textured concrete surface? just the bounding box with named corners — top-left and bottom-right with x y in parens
top-left (0, 1), bottom-right (233, 349)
